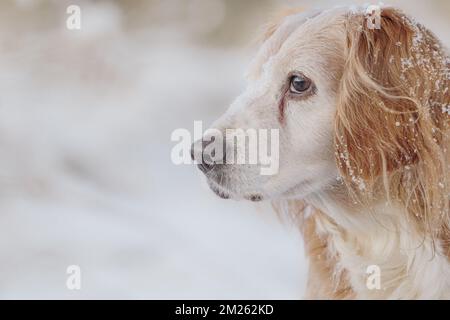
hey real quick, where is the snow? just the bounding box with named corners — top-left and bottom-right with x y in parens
top-left (0, 1), bottom-right (307, 299)
top-left (0, 0), bottom-right (448, 299)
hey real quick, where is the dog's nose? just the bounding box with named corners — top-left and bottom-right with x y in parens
top-left (190, 142), bottom-right (197, 162)
top-left (191, 139), bottom-right (224, 173)
top-left (190, 139), bottom-right (209, 161)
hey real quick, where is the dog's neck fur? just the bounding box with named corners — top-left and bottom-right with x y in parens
top-left (302, 186), bottom-right (450, 299)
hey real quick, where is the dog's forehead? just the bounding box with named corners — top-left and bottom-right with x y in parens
top-left (246, 8), bottom-right (347, 80)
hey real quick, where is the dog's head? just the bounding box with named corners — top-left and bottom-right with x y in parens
top-left (193, 6), bottom-right (450, 212)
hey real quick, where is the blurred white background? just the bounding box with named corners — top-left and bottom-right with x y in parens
top-left (0, 0), bottom-right (448, 299)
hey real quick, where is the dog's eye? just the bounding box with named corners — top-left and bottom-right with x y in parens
top-left (289, 75), bottom-right (311, 94)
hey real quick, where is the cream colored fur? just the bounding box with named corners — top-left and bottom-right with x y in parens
top-left (306, 191), bottom-right (450, 299)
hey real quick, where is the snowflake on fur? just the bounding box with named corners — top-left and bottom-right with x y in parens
top-left (442, 105), bottom-right (450, 115)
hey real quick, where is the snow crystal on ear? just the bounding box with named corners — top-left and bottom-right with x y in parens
top-left (442, 105), bottom-right (450, 115)
top-left (336, 143), bottom-right (367, 191)
top-left (412, 28), bottom-right (424, 48)
top-left (401, 57), bottom-right (413, 72)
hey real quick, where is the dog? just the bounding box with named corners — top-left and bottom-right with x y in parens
top-left (191, 5), bottom-right (450, 299)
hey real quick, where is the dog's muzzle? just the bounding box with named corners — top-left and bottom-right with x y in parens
top-left (190, 139), bottom-right (225, 174)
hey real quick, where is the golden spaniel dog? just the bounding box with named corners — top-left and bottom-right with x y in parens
top-left (192, 6), bottom-right (450, 299)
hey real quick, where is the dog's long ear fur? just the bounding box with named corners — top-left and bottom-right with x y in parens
top-left (335, 8), bottom-right (450, 238)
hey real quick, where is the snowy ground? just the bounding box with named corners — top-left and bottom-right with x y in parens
top-left (0, 0), bottom-right (448, 299)
top-left (0, 1), bottom-right (307, 299)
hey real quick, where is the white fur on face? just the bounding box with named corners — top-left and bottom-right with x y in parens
top-left (203, 9), bottom-right (347, 201)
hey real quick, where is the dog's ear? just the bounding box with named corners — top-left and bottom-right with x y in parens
top-left (335, 7), bottom-right (449, 191)
top-left (335, 7), bottom-right (449, 231)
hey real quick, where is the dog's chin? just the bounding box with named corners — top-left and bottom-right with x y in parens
top-left (206, 179), bottom-right (265, 202)
top-left (206, 179), bottom-right (232, 199)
